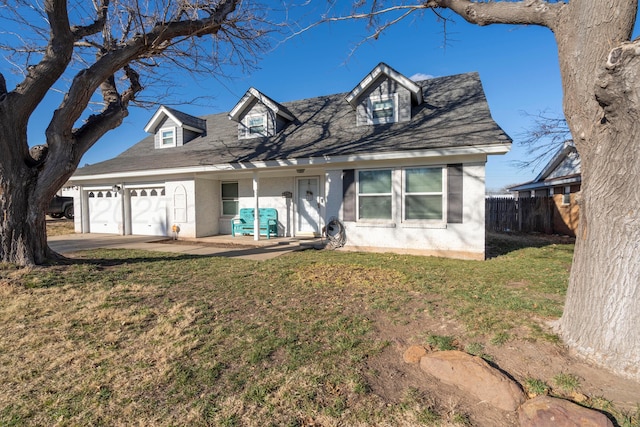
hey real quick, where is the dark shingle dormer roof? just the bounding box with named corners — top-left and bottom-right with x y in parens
top-left (345, 62), bottom-right (423, 108)
top-left (228, 87), bottom-right (295, 122)
top-left (143, 105), bottom-right (206, 134)
top-left (74, 72), bottom-right (511, 177)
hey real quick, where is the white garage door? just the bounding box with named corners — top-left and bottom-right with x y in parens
top-left (88, 190), bottom-right (122, 234)
top-left (130, 188), bottom-right (167, 236)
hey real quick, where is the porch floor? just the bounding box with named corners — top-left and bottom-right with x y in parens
top-left (170, 234), bottom-right (325, 249)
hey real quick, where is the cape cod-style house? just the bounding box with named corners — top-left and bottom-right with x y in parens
top-left (68, 62), bottom-right (511, 259)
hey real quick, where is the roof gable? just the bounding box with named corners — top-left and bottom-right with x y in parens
top-left (228, 87), bottom-right (295, 123)
top-left (144, 106), bottom-right (206, 134)
top-left (536, 140), bottom-right (580, 181)
top-left (345, 62), bottom-right (423, 109)
top-left (508, 141), bottom-right (581, 192)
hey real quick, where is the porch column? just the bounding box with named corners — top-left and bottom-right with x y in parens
top-left (117, 183), bottom-right (126, 236)
top-left (253, 171), bottom-right (260, 241)
top-left (122, 184), bottom-right (131, 235)
top-left (79, 186), bottom-right (88, 234)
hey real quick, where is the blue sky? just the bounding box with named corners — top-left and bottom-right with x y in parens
top-left (20, 4), bottom-right (637, 190)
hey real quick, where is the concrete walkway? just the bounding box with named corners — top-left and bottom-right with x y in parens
top-left (48, 233), bottom-right (324, 261)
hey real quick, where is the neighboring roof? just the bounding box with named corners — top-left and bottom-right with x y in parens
top-left (228, 87), bottom-right (295, 122)
top-left (143, 105), bottom-right (207, 133)
top-left (509, 141), bottom-right (581, 192)
top-left (74, 71), bottom-right (511, 178)
top-left (345, 62), bottom-right (422, 108)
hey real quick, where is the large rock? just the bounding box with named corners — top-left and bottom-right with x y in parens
top-left (518, 395), bottom-right (614, 427)
top-left (419, 350), bottom-right (526, 411)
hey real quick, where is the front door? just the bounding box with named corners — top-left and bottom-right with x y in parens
top-left (296, 177), bottom-right (320, 237)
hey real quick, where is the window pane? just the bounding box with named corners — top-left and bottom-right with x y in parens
top-left (222, 200), bottom-right (239, 216)
top-left (222, 182), bottom-right (238, 198)
top-left (222, 182), bottom-right (238, 215)
top-left (359, 170), bottom-right (391, 194)
top-left (359, 196), bottom-right (392, 219)
top-left (406, 195), bottom-right (443, 220)
top-left (372, 99), bottom-right (394, 119)
top-left (161, 129), bottom-right (174, 145)
top-left (248, 116), bottom-right (265, 134)
top-left (406, 168), bottom-right (442, 193)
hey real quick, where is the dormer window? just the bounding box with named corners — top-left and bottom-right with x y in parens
top-left (229, 88), bottom-right (295, 141)
top-left (346, 63), bottom-right (423, 127)
top-left (160, 127), bottom-right (176, 147)
top-left (369, 94), bottom-right (398, 125)
top-left (247, 114), bottom-right (266, 136)
top-left (239, 113), bottom-right (268, 139)
top-left (145, 106), bottom-right (206, 150)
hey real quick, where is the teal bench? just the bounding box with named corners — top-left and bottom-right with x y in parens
top-left (231, 208), bottom-right (278, 239)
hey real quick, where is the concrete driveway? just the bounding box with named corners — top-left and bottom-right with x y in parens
top-left (48, 233), bottom-right (320, 261)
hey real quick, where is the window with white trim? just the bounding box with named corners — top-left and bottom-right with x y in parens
top-left (160, 127), bottom-right (176, 147)
top-left (368, 94), bottom-right (398, 124)
top-left (221, 182), bottom-right (239, 216)
top-left (357, 169), bottom-right (392, 220)
top-left (241, 113), bottom-right (267, 138)
top-left (403, 167), bottom-right (444, 221)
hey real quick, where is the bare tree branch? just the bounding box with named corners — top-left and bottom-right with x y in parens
top-left (10, 0), bottom-right (74, 123)
top-left (513, 109), bottom-right (571, 171)
top-left (70, 0), bottom-right (110, 41)
top-left (424, 0), bottom-right (567, 29)
top-left (70, 72), bottom-right (140, 161)
top-left (45, 0), bottom-right (241, 151)
top-left (279, 4), bottom-right (428, 46)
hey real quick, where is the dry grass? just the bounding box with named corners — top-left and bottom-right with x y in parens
top-left (1, 234), bottom-right (637, 426)
top-left (46, 219), bottom-right (74, 236)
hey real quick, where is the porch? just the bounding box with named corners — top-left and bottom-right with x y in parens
top-left (49, 232), bottom-right (326, 261)
top-left (168, 233), bottom-right (325, 249)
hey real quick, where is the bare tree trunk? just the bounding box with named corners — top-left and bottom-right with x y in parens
top-left (423, 0), bottom-right (640, 379)
top-left (0, 0), bottom-right (246, 267)
top-left (0, 158), bottom-right (51, 266)
top-left (557, 35), bottom-right (640, 380)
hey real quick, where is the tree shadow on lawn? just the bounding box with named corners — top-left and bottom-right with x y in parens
top-left (47, 250), bottom-right (221, 269)
top-left (486, 231), bottom-right (575, 259)
top-left (74, 253), bottom-right (207, 267)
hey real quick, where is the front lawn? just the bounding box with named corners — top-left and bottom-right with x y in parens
top-left (1, 234), bottom-right (637, 426)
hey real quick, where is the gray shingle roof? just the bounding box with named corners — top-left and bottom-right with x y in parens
top-left (161, 106), bottom-right (207, 131)
top-left (75, 72), bottom-right (511, 177)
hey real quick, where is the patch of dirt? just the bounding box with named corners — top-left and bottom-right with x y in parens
top-left (362, 303), bottom-right (640, 426)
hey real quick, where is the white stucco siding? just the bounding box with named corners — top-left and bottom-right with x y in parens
top-left (325, 170), bottom-right (343, 220)
top-left (194, 177), bottom-right (218, 237)
top-left (458, 163), bottom-right (486, 253)
top-left (68, 186), bottom-right (83, 233)
top-left (257, 176), bottom-right (296, 237)
top-left (165, 180), bottom-right (196, 238)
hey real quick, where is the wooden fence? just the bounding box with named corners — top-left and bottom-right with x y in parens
top-left (486, 197), bottom-right (554, 234)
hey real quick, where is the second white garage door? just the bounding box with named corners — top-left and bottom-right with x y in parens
top-left (130, 188), bottom-right (167, 236)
